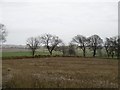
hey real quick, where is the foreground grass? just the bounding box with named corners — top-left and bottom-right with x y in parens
top-left (2, 57), bottom-right (118, 88)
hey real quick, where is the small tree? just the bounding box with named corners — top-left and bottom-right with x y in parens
top-left (104, 38), bottom-right (111, 57)
top-left (54, 42), bottom-right (67, 56)
top-left (71, 35), bottom-right (87, 57)
top-left (110, 36), bottom-right (120, 58)
top-left (68, 43), bottom-right (76, 56)
top-left (26, 37), bottom-right (39, 57)
top-left (104, 36), bottom-right (119, 58)
top-left (60, 43), bottom-right (68, 56)
top-left (0, 24), bottom-right (7, 43)
top-left (40, 34), bottom-right (62, 55)
top-left (87, 35), bottom-right (103, 57)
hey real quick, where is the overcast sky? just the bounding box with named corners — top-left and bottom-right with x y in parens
top-left (0, 0), bottom-right (118, 45)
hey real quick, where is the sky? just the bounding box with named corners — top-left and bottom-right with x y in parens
top-left (0, 0), bottom-right (119, 45)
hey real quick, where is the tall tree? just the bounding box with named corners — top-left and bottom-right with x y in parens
top-left (105, 36), bottom-right (119, 58)
top-left (0, 24), bottom-right (7, 43)
top-left (71, 35), bottom-right (87, 57)
top-left (40, 34), bottom-right (62, 55)
top-left (87, 35), bottom-right (103, 57)
top-left (110, 36), bottom-right (120, 58)
top-left (26, 37), bottom-right (39, 57)
top-left (104, 37), bottom-right (111, 57)
top-left (104, 36), bottom-right (120, 58)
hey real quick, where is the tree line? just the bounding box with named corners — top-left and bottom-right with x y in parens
top-left (0, 23), bottom-right (119, 59)
top-left (26, 34), bottom-right (120, 59)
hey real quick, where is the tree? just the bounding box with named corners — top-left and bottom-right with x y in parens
top-left (40, 34), bottom-right (62, 55)
top-left (110, 36), bottom-right (120, 58)
top-left (68, 43), bottom-right (76, 56)
top-left (26, 37), bottom-right (39, 57)
top-left (113, 36), bottom-right (120, 59)
top-left (87, 35), bottom-right (103, 57)
top-left (71, 35), bottom-right (87, 57)
top-left (104, 37), bottom-right (111, 57)
top-left (53, 42), bottom-right (67, 56)
top-left (104, 36), bottom-right (119, 58)
top-left (0, 24), bottom-right (7, 43)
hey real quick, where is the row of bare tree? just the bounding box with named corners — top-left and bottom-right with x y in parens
top-left (26, 34), bottom-right (63, 56)
top-left (26, 34), bottom-right (120, 59)
top-left (0, 23), bottom-right (119, 58)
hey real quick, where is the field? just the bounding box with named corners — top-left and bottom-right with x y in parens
top-left (2, 57), bottom-right (118, 88)
top-left (2, 47), bottom-right (108, 58)
top-left (2, 48), bottom-right (63, 58)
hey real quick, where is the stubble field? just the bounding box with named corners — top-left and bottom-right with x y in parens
top-left (2, 57), bottom-right (118, 88)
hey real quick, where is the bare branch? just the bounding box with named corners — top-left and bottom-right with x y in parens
top-left (40, 34), bottom-right (62, 55)
top-left (26, 37), bottom-right (40, 57)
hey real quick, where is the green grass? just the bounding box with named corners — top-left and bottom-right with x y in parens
top-left (2, 52), bottom-right (32, 57)
top-left (2, 48), bottom-right (115, 59)
top-left (2, 51), bottom-right (63, 58)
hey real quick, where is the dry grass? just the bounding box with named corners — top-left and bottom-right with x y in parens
top-left (2, 57), bottom-right (118, 88)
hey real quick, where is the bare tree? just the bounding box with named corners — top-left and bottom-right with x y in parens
top-left (26, 37), bottom-right (39, 57)
top-left (104, 38), bottom-right (111, 57)
top-left (71, 35), bottom-right (87, 57)
top-left (40, 34), bottom-right (62, 55)
top-left (104, 36), bottom-right (119, 58)
top-left (68, 43), bottom-right (76, 56)
top-left (109, 36), bottom-right (120, 58)
top-left (0, 24), bottom-right (7, 43)
top-left (87, 35), bottom-right (103, 57)
top-left (54, 42), bottom-right (67, 56)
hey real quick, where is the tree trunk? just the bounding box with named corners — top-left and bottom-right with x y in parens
top-left (32, 50), bottom-right (35, 57)
top-left (62, 50), bottom-right (65, 56)
top-left (93, 48), bottom-right (96, 57)
top-left (48, 50), bottom-right (52, 56)
top-left (47, 46), bottom-right (52, 55)
top-left (50, 51), bottom-right (52, 55)
top-left (108, 52), bottom-right (110, 58)
top-left (105, 48), bottom-right (109, 58)
top-left (83, 47), bottom-right (86, 57)
top-left (111, 51), bottom-right (114, 58)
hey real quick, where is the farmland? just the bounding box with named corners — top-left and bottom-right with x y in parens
top-left (2, 47), bottom-right (109, 59)
top-left (1, 0), bottom-right (119, 88)
top-left (2, 48), bottom-right (63, 58)
top-left (2, 47), bottom-right (119, 88)
top-left (2, 57), bottom-right (118, 88)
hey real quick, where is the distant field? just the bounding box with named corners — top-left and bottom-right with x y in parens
top-left (2, 47), bottom-right (62, 58)
top-left (2, 48), bottom-right (30, 52)
top-left (2, 51), bottom-right (62, 58)
top-left (2, 52), bottom-right (32, 57)
top-left (2, 48), bottom-right (108, 58)
top-left (2, 57), bottom-right (118, 88)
